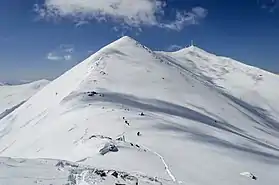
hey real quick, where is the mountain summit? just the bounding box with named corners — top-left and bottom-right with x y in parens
top-left (161, 44), bottom-right (279, 120)
top-left (0, 36), bottom-right (279, 185)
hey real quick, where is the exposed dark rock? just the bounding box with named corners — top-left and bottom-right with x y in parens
top-left (89, 135), bottom-right (97, 139)
top-left (88, 91), bottom-right (98, 97)
top-left (120, 174), bottom-right (128, 179)
top-left (99, 143), bottom-right (119, 155)
top-left (89, 135), bottom-right (112, 140)
top-left (116, 137), bottom-right (123, 141)
top-left (111, 171), bottom-right (118, 178)
top-left (65, 162), bottom-right (79, 168)
top-left (100, 172), bottom-right (107, 177)
top-left (95, 169), bottom-right (107, 177)
top-left (110, 144), bottom-right (119, 152)
top-left (55, 161), bottom-right (65, 168)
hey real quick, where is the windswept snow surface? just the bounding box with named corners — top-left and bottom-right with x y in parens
top-left (0, 36), bottom-right (279, 185)
top-left (0, 80), bottom-right (49, 119)
top-left (160, 46), bottom-right (279, 122)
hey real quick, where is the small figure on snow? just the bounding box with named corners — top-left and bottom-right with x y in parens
top-left (137, 132), bottom-right (141, 136)
top-left (125, 120), bottom-right (130, 126)
top-left (140, 112), bottom-right (144, 116)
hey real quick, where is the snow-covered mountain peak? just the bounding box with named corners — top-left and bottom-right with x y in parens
top-left (114, 35), bottom-right (136, 44)
top-left (0, 36), bottom-right (166, 131)
top-left (103, 36), bottom-right (140, 50)
top-left (160, 44), bottom-right (279, 123)
top-left (98, 36), bottom-right (152, 57)
top-left (1, 36), bottom-right (279, 185)
top-left (174, 45), bottom-right (217, 59)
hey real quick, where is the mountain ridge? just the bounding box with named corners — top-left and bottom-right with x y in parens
top-left (0, 79), bottom-right (50, 118)
top-left (0, 36), bottom-right (279, 185)
top-left (166, 45), bottom-right (278, 76)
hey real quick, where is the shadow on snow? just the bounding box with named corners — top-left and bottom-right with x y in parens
top-left (80, 90), bottom-right (279, 161)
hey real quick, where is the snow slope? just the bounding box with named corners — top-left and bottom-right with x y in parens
top-left (159, 46), bottom-right (279, 122)
top-left (0, 79), bottom-right (49, 119)
top-left (0, 36), bottom-right (279, 185)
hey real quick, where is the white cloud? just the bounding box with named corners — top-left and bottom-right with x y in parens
top-left (75, 20), bottom-right (89, 27)
top-left (258, 0), bottom-right (277, 12)
top-left (47, 52), bottom-right (73, 61)
top-left (191, 7), bottom-right (208, 18)
top-left (63, 55), bottom-right (72, 61)
top-left (162, 7), bottom-right (208, 30)
top-left (34, 0), bottom-right (208, 31)
top-left (167, 44), bottom-right (184, 52)
top-left (160, 11), bottom-right (194, 30)
top-left (46, 44), bottom-right (74, 61)
top-left (60, 44), bottom-right (74, 53)
top-left (47, 52), bottom-right (64, 61)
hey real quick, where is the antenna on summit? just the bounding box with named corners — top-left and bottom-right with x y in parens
top-left (190, 40), bottom-right (194, 47)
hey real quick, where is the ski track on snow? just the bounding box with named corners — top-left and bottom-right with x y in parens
top-left (119, 123), bottom-right (178, 182)
top-left (141, 144), bottom-right (177, 182)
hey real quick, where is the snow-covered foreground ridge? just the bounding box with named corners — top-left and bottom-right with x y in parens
top-left (0, 157), bottom-right (175, 185)
top-left (0, 36), bottom-right (279, 185)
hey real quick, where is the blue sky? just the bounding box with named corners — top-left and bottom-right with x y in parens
top-left (0, 0), bottom-right (278, 82)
